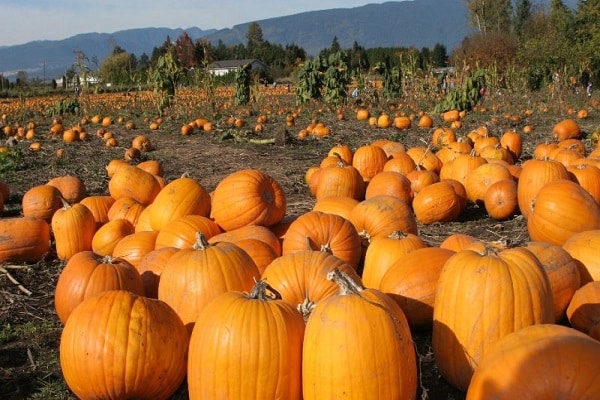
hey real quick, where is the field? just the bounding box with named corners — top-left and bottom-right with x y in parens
top-left (0, 85), bottom-right (598, 399)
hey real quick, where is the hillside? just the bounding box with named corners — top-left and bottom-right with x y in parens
top-left (0, 0), bottom-right (577, 81)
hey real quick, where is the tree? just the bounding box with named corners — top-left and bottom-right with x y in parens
top-left (573, 0), bottom-right (600, 81)
top-left (175, 32), bottom-right (198, 69)
top-left (99, 52), bottom-right (131, 87)
top-left (512, 0), bottom-right (532, 37)
top-left (147, 51), bottom-right (184, 112)
top-left (431, 43), bottom-right (448, 68)
top-left (246, 22), bottom-right (265, 57)
top-left (466, 0), bottom-right (513, 33)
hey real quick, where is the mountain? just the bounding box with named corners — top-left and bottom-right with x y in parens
top-left (0, 0), bottom-right (578, 81)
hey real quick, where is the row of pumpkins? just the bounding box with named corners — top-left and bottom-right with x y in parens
top-left (1, 116), bottom-right (600, 399)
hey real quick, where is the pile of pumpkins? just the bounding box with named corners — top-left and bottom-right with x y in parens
top-left (1, 115), bottom-right (600, 399)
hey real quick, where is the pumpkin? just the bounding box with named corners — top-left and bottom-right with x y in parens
top-left (552, 118), bottom-right (581, 141)
top-left (562, 229), bottom-right (600, 283)
top-left (483, 179), bottom-right (519, 220)
top-left (361, 231), bottom-right (428, 289)
top-left (108, 164), bottom-right (161, 206)
top-left (91, 218), bottom-right (135, 256)
top-left (567, 163), bottom-right (600, 203)
top-left (315, 160), bottom-right (365, 200)
top-left (155, 215), bottom-right (222, 249)
top-left (149, 176), bottom-right (212, 232)
top-left (112, 230), bottom-right (158, 267)
top-left (136, 159), bottom-right (163, 176)
top-left (525, 241), bottom-right (581, 322)
top-left (380, 246), bottom-right (455, 330)
top-left (52, 199), bottom-right (97, 260)
top-left (79, 195), bottom-right (115, 228)
top-left (47, 175), bottom-right (87, 204)
top-left (157, 233), bottom-right (260, 332)
top-left (302, 269), bottom-right (417, 399)
top-left (406, 146), bottom-right (443, 174)
top-left (527, 180), bottom-right (600, 246)
top-left (207, 224), bottom-right (282, 256)
top-left (0, 217), bottom-right (51, 263)
top-left (327, 143), bottom-right (353, 165)
top-left (21, 184), bottom-right (63, 222)
top-left (54, 251), bottom-right (145, 324)
top-left (566, 281), bottom-right (600, 338)
top-left (60, 290), bottom-right (188, 400)
top-left (444, 151), bottom-right (487, 186)
top-left (383, 151), bottom-right (417, 176)
top-left (282, 210), bottom-right (362, 269)
top-left (517, 159), bottom-right (570, 219)
top-left (106, 196), bottom-right (145, 226)
top-left (465, 324), bottom-right (600, 399)
top-left (432, 245), bottom-right (554, 391)
top-left (226, 238), bottom-right (279, 275)
top-left (312, 195), bottom-right (360, 221)
top-left (136, 246), bottom-right (179, 299)
top-left (499, 129), bottom-right (523, 159)
top-left (465, 162), bottom-right (513, 205)
top-left (412, 181), bottom-right (463, 224)
top-left (364, 170), bottom-right (413, 203)
top-left (211, 169), bottom-right (287, 231)
top-left (188, 280), bottom-right (304, 399)
top-left (439, 233), bottom-right (480, 252)
top-left (352, 144), bottom-right (389, 182)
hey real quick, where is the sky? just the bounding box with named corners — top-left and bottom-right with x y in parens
top-left (1, 0), bottom-right (392, 47)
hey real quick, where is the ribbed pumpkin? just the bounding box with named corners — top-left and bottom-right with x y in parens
top-left (464, 162), bottom-right (513, 205)
top-left (111, 230), bottom-right (158, 267)
top-left (350, 195), bottom-right (418, 244)
top-left (312, 195), bottom-right (360, 221)
top-left (225, 238), bottom-right (279, 275)
top-left (567, 163), bottom-right (600, 203)
top-left (188, 280), bottom-right (305, 400)
top-left (361, 231), bottom-right (428, 289)
top-left (47, 175), bottom-right (87, 204)
top-left (562, 229), bottom-right (600, 283)
top-left (527, 179), bottom-right (600, 246)
top-left (364, 170), bottom-right (413, 203)
top-left (302, 270), bottom-right (417, 399)
top-left (261, 250), bottom-right (362, 316)
top-left (352, 144), bottom-right (389, 182)
top-left (136, 246), bottom-right (179, 299)
top-left (483, 178), bottom-right (519, 220)
top-left (0, 217), bottom-right (51, 263)
top-left (432, 245), bottom-right (554, 391)
top-left (80, 195), bottom-right (115, 228)
top-left (380, 246), bottom-right (455, 330)
top-left (211, 169), bottom-right (287, 231)
top-left (207, 224), bottom-right (282, 257)
top-left (60, 290), bottom-right (188, 400)
top-left (21, 184), bottom-right (63, 222)
top-left (517, 159), bottom-right (570, 219)
top-left (155, 215), bottom-right (222, 249)
top-left (465, 324), bottom-right (600, 399)
top-left (91, 218), bottom-right (135, 256)
top-left (566, 281), bottom-right (600, 339)
top-left (525, 241), bottom-right (581, 322)
top-left (54, 251), bottom-right (144, 324)
top-left (412, 181), bottom-right (463, 224)
top-left (106, 196), bottom-right (145, 226)
top-left (282, 211), bottom-right (362, 269)
top-left (52, 199), bottom-right (97, 260)
top-left (158, 233), bottom-right (260, 332)
top-left (315, 160), bottom-right (365, 200)
top-left (149, 176), bottom-right (212, 232)
top-left (108, 164), bottom-right (161, 206)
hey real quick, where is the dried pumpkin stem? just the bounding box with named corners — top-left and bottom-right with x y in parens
top-left (248, 279), bottom-right (282, 301)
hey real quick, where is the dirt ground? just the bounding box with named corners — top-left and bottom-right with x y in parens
top-left (0, 90), bottom-right (597, 399)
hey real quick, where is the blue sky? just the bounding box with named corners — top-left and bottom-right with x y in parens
top-left (2, 0), bottom-right (393, 47)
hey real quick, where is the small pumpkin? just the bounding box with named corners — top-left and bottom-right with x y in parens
top-left (52, 199), bottom-right (97, 260)
top-left (0, 217), bottom-right (51, 263)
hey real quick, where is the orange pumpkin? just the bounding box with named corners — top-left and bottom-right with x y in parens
top-left (54, 251), bottom-right (144, 324)
top-left (566, 281), bottom-right (600, 338)
top-left (60, 290), bottom-right (188, 400)
top-left (51, 199), bottom-right (97, 260)
top-left (552, 118), bottom-right (581, 141)
top-left (0, 217), bottom-right (51, 263)
top-left (21, 184), bottom-right (63, 222)
top-left (211, 169), bottom-right (287, 231)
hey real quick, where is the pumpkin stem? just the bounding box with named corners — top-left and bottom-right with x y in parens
top-left (247, 279), bottom-right (282, 301)
top-left (58, 195), bottom-right (71, 209)
top-left (320, 241), bottom-right (333, 255)
top-left (327, 268), bottom-right (365, 295)
top-left (192, 232), bottom-right (210, 250)
top-left (388, 230), bottom-right (407, 240)
top-left (297, 297), bottom-right (315, 322)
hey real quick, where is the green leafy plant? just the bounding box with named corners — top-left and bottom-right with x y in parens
top-left (234, 63), bottom-right (251, 106)
top-left (148, 52), bottom-right (184, 113)
top-left (45, 98), bottom-right (80, 116)
top-left (435, 69), bottom-right (486, 113)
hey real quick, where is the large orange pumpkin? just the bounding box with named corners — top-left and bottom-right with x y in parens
top-left (60, 290), bottom-right (188, 400)
top-left (302, 269), bottom-right (417, 399)
top-left (54, 251), bottom-right (144, 324)
top-left (527, 179), bottom-right (600, 246)
top-left (188, 280), bottom-right (305, 399)
top-left (466, 324), bottom-right (600, 399)
top-left (0, 217), bottom-right (51, 263)
top-left (157, 233), bottom-right (260, 332)
top-left (211, 169), bottom-right (287, 231)
top-left (108, 164), bottom-right (161, 206)
top-left (52, 199), bottom-right (97, 260)
top-left (432, 245), bottom-right (554, 391)
top-left (517, 159), bottom-right (570, 219)
top-left (562, 229), bottom-right (600, 283)
top-left (566, 281), bottom-right (600, 339)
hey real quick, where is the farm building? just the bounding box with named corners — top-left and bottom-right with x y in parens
top-left (207, 59), bottom-right (267, 76)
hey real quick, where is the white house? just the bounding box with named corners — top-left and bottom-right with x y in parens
top-left (207, 59), bottom-right (267, 76)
